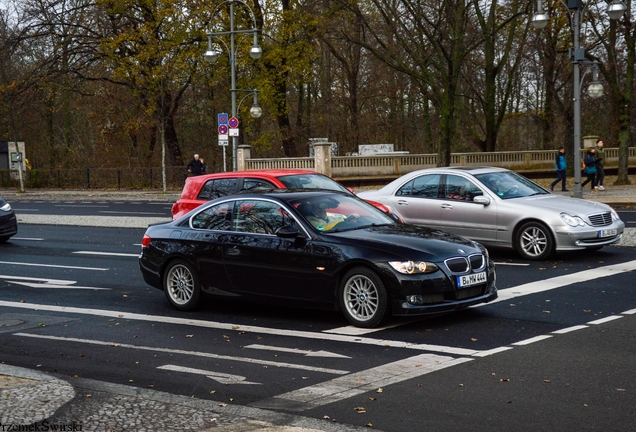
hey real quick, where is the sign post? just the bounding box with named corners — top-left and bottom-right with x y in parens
top-left (217, 113), bottom-right (229, 172)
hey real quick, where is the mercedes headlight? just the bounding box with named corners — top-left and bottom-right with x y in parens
top-left (560, 212), bottom-right (586, 227)
top-left (611, 209), bottom-right (621, 222)
top-left (389, 261), bottom-right (439, 274)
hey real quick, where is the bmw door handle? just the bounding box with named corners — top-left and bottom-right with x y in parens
top-left (397, 200), bottom-right (408, 206)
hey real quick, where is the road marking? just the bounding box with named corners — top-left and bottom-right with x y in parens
top-left (54, 204), bottom-right (110, 208)
top-left (157, 364), bottom-right (260, 385)
top-left (99, 211), bottom-right (166, 215)
top-left (12, 209), bottom-right (40, 212)
top-left (0, 275), bottom-right (111, 290)
top-left (511, 335), bottom-right (553, 346)
top-left (493, 262), bottom-right (530, 266)
top-left (623, 308), bottom-right (636, 315)
top-left (0, 301), bottom-right (478, 356)
top-left (477, 259), bottom-right (636, 306)
top-left (472, 346), bottom-right (513, 357)
top-left (13, 333), bottom-right (349, 375)
top-left (244, 344), bottom-right (351, 359)
top-left (0, 262), bottom-right (108, 271)
top-left (72, 251), bottom-right (139, 257)
top-left (11, 237), bottom-right (44, 241)
top-left (552, 325), bottom-right (588, 334)
top-left (587, 315), bottom-right (623, 325)
top-left (252, 354), bottom-right (472, 412)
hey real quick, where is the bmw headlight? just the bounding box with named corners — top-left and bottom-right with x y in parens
top-left (560, 212), bottom-right (586, 227)
top-left (389, 261), bottom-right (439, 274)
top-left (0, 202), bottom-right (11, 212)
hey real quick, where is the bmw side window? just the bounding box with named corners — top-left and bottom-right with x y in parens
top-left (242, 179), bottom-right (275, 192)
top-left (197, 180), bottom-right (215, 200)
top-left (411, 174), bottom-right (441, 198)
top-left (212, 178), bottom-right (238, 199)
top-left (232, 200), bottom-right (292, 235)
top-left (191, 202), bottom-right (231, 230)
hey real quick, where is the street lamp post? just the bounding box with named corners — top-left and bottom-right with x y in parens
top-left (204, 0), bottom-right (262, 172)
top-left (531, 0), bottom-right (626, 199)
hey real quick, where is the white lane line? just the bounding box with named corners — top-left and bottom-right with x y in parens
top-left (472, 346), bottom-right (514, 357)
top-left (99, 211), bottom-right (166, 215)
top-left (552, 325), bottom-right (588, 334)
top-left (623, 308), bottom-right (636, 315)
top-left (244, 344), bottom-right (351, 359)
top-left (323, 318), bottom-right (424, 336)
top-left (477, 259), bottom-right (636, 306)
top-left (0, 275), bottom-right (111, 290)
top-left (72, 251), bottom-right (139, 258)
top-left (0, 275), bottom-right (77, 284)
top-left (0, 301), bottom-right (477, 356)
top-left (493, 262), bottom-right (530, 266)
top-left (11, 237), bottom-right (44, 241)
top-left (587, 315), bottom-right (623, 325)
top-left (252, 354), bottom-right (472, 412)
top-left (0, 261), bottom-right (108, 271)
top-left (54, 204), bottom-right (110, 208)
top-left (12, 209), bottom-right (40, 212)
top-left (511, 335), bottom-right (553, 346)
top-left (13, 333), bottom-right (348, 375)
top-left (157, 365), bottom-right (261, 385)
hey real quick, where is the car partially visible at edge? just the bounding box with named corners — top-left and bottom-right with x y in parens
top-left (0, 198), bottom-right (18, 243)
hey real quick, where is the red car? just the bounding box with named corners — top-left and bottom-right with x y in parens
top-left (171, 169), bottom-right (396, 220)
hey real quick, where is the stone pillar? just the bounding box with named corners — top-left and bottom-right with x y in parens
top-left (237, 145), bottom-right (251, 171)
top-left (582, 135), bottom-right (599, 150)
top-left (313, 142), bottom-right (333, 177)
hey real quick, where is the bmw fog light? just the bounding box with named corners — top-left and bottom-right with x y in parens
top-left (407, 295), bottom-right (424, 305)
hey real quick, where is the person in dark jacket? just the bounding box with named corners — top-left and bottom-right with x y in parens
top-left (595, 139), bottom-right (606, 190)
top-left (550, 146), bottom-right (568, 192)
top-left (581, 147), bottom-right (599, 192)
top-left (186, 154), bottom-right (204, 176)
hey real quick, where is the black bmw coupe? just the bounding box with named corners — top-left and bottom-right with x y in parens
top-left (139, 190), bottom-right (497, 328)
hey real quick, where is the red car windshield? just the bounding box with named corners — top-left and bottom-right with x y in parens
top-left (277, 174), bottom-right (350, 193)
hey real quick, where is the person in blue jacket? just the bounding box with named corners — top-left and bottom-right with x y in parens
top-left (550, 146), bottom-right (568, 192)
top-left (581, 147), bottom-right (599, 192)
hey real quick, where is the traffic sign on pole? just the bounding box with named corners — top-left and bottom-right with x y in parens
top-left (229, 128), bottom-right (239, 137)
top-left (228, 116), bottom-right (239, 128)
top-left (218, 124), bottom-right (228, 135)
top-left (218, 113), bottom-right (229, 125)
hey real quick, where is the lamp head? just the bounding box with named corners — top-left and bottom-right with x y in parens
top-left (249, 44), bottom-right (263, 60)
top-left (587, 82), bottom-right (604, 99)
top-left (531, 12), bottom-right (549, 29)
top-left (607, 0), bottom-right (627, 20)
top-left (250, 104), bottom-right (262, 118)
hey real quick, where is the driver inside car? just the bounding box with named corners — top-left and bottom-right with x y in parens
top-left (303, 201), bottom-right (358, 231)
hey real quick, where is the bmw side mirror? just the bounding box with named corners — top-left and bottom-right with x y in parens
top-left (276, 225), bottom-right (301, 238)
top-left (473, 195), bottom-right (491, 206)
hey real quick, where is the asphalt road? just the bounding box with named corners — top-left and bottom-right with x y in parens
top-left (1, 222), bottom-right (636, 431)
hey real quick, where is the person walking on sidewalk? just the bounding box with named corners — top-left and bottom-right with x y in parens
top-left (595, 139), bottom-right (606, 190)
top-left (581, 147), bottom-right (599, 192)
top-left (550, 146), bottom-right (568, 192)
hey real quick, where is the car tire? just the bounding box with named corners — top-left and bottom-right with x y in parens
top-left (516, 221), bottom-right (554, 260)
top-left (163, 259), bottom-right (201, 311)
top-left (339, 267), bottom-right (388, 328)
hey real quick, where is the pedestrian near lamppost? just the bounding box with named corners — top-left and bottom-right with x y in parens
top-left (581, 147), bottom-right (599, 192)
top-left (204, 0), bottom-right (263, 172)
top-left (531, 0), bottom-right (627, 199)
top-left (595, 139), bottom-right (606, 190)
top-left (550, 146), bottom-right (568, 192)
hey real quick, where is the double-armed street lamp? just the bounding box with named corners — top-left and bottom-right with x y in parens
top-left (531, 0), bottom-right (627, 198)
top-left (204, 0), bottom-right (263, 172)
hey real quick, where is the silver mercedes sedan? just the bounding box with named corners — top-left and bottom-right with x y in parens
top-left (357, 167), bottom-right (625, 260)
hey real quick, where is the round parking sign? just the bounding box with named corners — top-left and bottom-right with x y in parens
top-left (218, 124), bottom-right (228, 135)
top-left (228, 117), bottom-right (239, 128)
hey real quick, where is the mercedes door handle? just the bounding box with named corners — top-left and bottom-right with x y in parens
top-left (441, 203), bottom-right (453, 210)
top-left (397, 200), bottom-right (408, 206)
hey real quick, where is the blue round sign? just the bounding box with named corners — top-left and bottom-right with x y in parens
top-left (218, 124), bottom-right (228, 134)
top-left (228, 116), bottom-right (239, 128)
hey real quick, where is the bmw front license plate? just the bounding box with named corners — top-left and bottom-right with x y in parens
top-left (598, 228), bottom-right (617, 238)
top-left (457, 272), bottom-right (487, 288)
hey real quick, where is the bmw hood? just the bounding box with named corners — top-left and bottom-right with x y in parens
top-left (331, 224), bottom-right (482, 260)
